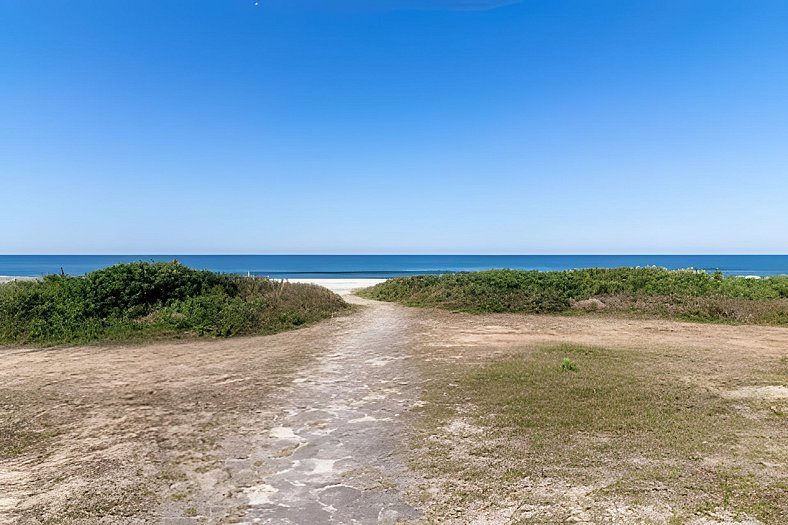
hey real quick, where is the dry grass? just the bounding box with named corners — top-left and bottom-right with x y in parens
top-left (572, 294), bottom-right (788, 325)
top-left (0, 389), bottom-right (59, 460)
top-left (412, 342), bottom-right (788, 524)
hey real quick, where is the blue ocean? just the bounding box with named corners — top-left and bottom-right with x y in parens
top-left (1, 255), bottom-right (787, 278)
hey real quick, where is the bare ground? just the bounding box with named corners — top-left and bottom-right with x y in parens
top-left (408, 310), bottom-right (788, 524)
top-left (1, 300), bottom-right (787, 524)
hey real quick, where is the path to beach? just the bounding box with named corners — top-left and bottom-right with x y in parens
top-left (0, 280), bottom-right (426, 524)
top-left (3, 280), bottom-right (787, 523)
top-left (241, 292), bottom-right (422, 523)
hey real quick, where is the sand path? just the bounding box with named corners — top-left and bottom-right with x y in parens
top-left (239, 295), bottom-right (422, 523)
top-left (0, 286), bottom-right (424, 524)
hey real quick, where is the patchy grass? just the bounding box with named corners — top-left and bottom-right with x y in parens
top-left (413, 343), bottom-right (788, 523)
top-left (0, 426), bottom-right (53, 459)
top-left (0, 389), bottom-right (59, 459)
top-left (573, 293), bottom-right (788, 325)
top-left (0, 261), bottom-right (349, 346)
top-left (52, 478), bottom-right (156, 523)
top-left (359, 268), bottom-right (788, 325)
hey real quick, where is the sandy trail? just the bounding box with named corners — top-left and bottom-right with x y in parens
top-left (0, 285), bottom-right (424, 524)
top-left (242, 295), bottom-right (421, 523)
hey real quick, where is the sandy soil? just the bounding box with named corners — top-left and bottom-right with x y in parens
top-left (1, 294), bottom-right (786, 524)
top-left (0, 277), bottom-right (382, 289)
top-left (0, 290), bottom-right (423, 524)
top-left (0, 276), bottom-right (38, 284)
top-left (2, 316), bottom-right (351, 523)
top-left (288, 278), bottom-right (387, 295)
top-left (412, 309), bottom-right (788, 408)
top-left (408, 310), bottom-right (788, 524)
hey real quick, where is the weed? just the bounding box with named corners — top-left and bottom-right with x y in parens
top-left (560, 357), bottom-right (578, 372)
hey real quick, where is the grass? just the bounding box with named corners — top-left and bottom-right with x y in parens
top-left (359, 267), bottom-right (788, 324)
top-left (0, 261), bottom-right (349, 346)
top-left (413, 343), bottom-right (787, 523)
top-left (0, 388), bottom-right (59, 459)
top-left (0, 426), bottom-right (54, 459)
top-left (560, 357), bottom-right (578, 372)
top-left (452, 343), bottom-right (732, 459)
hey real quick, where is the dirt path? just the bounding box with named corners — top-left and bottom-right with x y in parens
top-left (0, 295), bottom-right (425, 524)
top-left (241, 296), bottom-right (422, 523)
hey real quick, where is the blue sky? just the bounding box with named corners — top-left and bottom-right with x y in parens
top-left (2, 0), bottom-right (787, 254)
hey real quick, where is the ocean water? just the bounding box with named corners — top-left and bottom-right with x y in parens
top-left (1, 255), bottom-right (787, 278)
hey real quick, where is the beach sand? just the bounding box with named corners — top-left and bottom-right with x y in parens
top-left (0, 276), bottom-right (38, 284)
top-left (0, 276), bottom-right (384, 292)
top-left (288, 278), bottom-right (386, 295)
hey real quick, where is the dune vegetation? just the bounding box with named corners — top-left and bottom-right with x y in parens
top-left (0, 261), bottom-right (348, 346)
top-left (359, 267), bottom-right (788, 324)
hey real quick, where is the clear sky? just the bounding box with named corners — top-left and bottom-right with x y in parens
top-left (2, 0), bottom-right (787, 254)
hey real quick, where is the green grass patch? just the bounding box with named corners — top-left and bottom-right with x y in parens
top-left (458, 343), bottom-right (733, 459)
top-left (560, 357), bottom-right (578, 372)
top-left (0, 261), bottom-right (349, 346)
top-left (359, 267), bottom-right (788, 324)
top-left (414, 343), bottom-right (787, 522)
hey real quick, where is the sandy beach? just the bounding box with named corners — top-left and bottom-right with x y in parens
top-left (0, 276), bottom-right (384, 292)
top-left (0, 276), bottom-right (38, 284)
top-left (288, 278), bottom-right (387, 295)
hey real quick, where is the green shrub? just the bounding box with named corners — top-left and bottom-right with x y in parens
top-left (358, 267), bottom-right (788, 325)
top-left (0, 261), bottom-right (348, 346)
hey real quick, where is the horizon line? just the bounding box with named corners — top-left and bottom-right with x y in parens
top-left (2, 253), bottom-right (787, 257)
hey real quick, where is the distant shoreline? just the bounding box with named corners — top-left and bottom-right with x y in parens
top-left (2, 254), bottom-right (788, 279)
top-left (0, 273), bottom-right (779, 287)
top-left (0, 276), bottom-right (39, 284)
top-left (288, 278), bottom-right (387, 294)
top-left (0, 275), bottom-right (385, 294)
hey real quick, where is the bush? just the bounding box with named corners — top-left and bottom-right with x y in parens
top-left (358, 267), bottom-right (788, 325)
top-left (0, 261), bottom-right (348, 346)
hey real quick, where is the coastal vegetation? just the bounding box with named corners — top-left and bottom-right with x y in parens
top-left (0, 261), bottom-right (348, 346)
top-left (359, 267), bottom-right (788, 324)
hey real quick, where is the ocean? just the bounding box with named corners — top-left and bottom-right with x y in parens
top-left (1, 255), bottom-right (787, 278)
